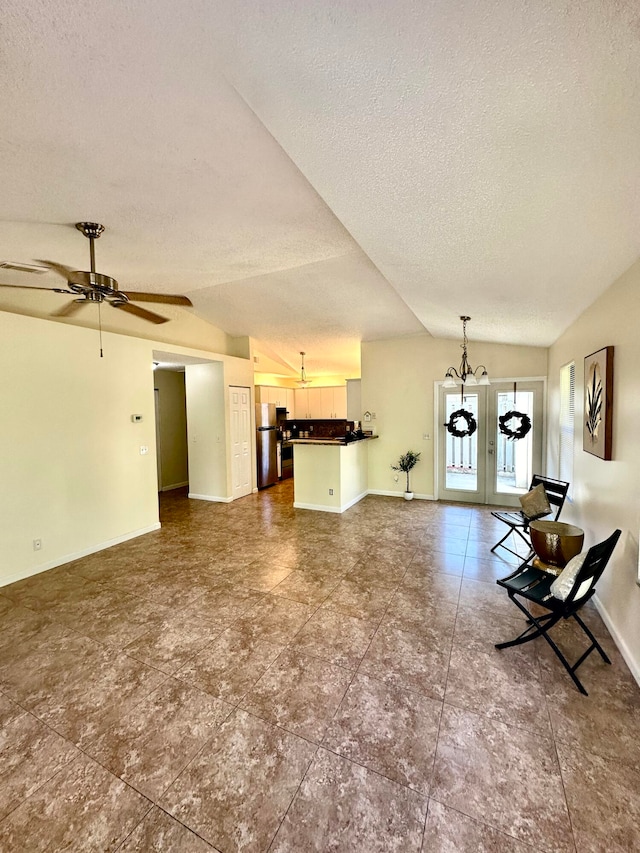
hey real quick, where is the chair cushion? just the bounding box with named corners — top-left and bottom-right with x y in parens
top-left (550, 552), bottom-right (587, 601)
top-left (519, 483), bottom-right (551, 521)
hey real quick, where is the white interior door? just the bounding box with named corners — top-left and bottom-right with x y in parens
top-left (438, 380), bottom-right (544, 505)
top-left (229, 386), bottom-right (252, 499)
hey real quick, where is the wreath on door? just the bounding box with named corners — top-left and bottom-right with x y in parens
top-left (446, 408), bottom-right (477, 438)
top-left (498, 410), bottom-right (532, 440)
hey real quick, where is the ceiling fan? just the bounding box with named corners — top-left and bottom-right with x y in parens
top-left (0, 222), bottom-right (193, 324)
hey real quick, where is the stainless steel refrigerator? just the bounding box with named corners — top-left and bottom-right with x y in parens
top-left (256, 403), bottom-right (278, 488)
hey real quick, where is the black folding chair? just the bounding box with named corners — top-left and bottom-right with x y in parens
top-left (490, 475), bottom-right (570, 561)
top-left (495, 529), bottom-right (621, 695)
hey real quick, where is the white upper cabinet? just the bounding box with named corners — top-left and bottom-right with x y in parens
top-left (256, 386), bottom-right (294, 411)
top-left (294, 385), bottom-right (347, 419)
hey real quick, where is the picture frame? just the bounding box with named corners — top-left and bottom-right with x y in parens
top-left (583, 346), bottom-right (614, 460)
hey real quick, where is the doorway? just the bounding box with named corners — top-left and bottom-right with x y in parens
top-left (437, 380), bottom-right (544, 506)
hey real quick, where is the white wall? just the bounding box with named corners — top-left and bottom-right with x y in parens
top-left (185, 362), bottom-right (229, 501)
top-left (154, 369), bottom-right (188, 490)
top-left (362, 335), bottom-right (548, 497)
top-left (547, 259), bottom-right (640, 682)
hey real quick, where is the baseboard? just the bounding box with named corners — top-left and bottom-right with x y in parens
top-left (367, 489), bottom-right (436, 500)
top-left (160, 481), bottom-right (189, 492)
top-left (593, 593), bottom-right (640, 687)
top-left (293, 490), bottom-right (369, 514)
top-left (188, 493), bottom-right (233, 503)
top-left (0, 522), bottom-right (162, 588)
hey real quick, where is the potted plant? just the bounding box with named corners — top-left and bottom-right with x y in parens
top-left (391, 450), bottom-right (421, 500)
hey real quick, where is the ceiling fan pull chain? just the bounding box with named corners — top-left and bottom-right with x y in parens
top-left (98, 300), bottom-right (104, 358)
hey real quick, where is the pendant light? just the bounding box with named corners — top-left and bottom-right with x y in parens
top-left (296, 351), bottom-right (311, 387)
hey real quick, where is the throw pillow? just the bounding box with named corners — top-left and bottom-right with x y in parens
top-left (551, 552), bottom-right (587, 601)
top-left (519, 483), bottom-right (551, 521)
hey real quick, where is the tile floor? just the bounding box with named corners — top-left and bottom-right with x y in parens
top-left (1, 482), bottom-right (639, 852)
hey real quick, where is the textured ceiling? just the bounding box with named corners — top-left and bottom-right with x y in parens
top-left (2, 0), bottom-right (639, 377)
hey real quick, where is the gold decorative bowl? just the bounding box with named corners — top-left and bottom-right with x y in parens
top-left (529, 521), bottom-right (584, 569)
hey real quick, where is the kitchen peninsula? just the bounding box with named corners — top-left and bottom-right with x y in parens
top-left (290, 435), bottom-right (378, 513)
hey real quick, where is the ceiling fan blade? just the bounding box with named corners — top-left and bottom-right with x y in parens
top-left (0, 283), bottom-right (65, 292)
top-left (120, 291), bottom-right (192, 306)
top-left (51, 300), bottom-right (88, 318)
top-left (111, 302), bottom-right (169, 324)
top-left (34, 259), bottom-right (76, 279)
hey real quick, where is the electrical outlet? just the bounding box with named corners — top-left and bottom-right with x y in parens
top-left (329, 488), bottom-right (334, 495)
top-left (140, 446), bottom-right (149, 455)
top-left (423, 433), bottom-right (431, 441)
top-left (393, 474), bottom-right (399, 483)
top-left (33, 538), bottom-right (42, 551)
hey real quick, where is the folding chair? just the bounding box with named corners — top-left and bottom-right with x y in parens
top-left (490, 475), bottom-right (570, 561)
top-left (495, 529), bottom-right (621, 695)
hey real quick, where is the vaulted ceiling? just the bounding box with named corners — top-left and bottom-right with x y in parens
top-left (2, 1), bottom-right (639, 378)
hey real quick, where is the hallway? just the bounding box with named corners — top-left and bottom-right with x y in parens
top-left (1, 483), bottom-right (638, 851)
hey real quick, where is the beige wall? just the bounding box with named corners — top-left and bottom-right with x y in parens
top-left (185, 362), bottom-right (228, 501)
top-left (361, 334), bottom-right (547, 497)
top-left (0, 312), bottom-right (160, 585)
top-left (547, 259), bottom-right (640, 681)
top-left (0, 309), bottom-right (254, 586)
top-left (154, 370), bottom-right (188, 490)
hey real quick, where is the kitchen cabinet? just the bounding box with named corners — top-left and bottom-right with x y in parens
top-left (256, 386), bottom-right (294, 412)
top-left (295, 386), bottom-right (346, 419)
top-left (331, 386), bottom-right (347, 418)
top-left (294, 388), bottom-right (310, 418)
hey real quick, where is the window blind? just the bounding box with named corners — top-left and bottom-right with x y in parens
top-left (559, 362), bottom-right (575, 494)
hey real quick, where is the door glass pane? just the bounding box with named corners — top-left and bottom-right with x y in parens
top-left (495, 390), bottom-right (533, 494)
top-left (445, 392), bottom-right (478, 491)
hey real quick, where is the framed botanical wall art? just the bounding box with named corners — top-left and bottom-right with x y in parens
top-left (583, 346), bottom-right (614, 460)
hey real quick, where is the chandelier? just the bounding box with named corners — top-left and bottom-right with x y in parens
top-left (442, 316), bottom-right (490, 388)
top-left (296, 351), bottom-right (311, 387)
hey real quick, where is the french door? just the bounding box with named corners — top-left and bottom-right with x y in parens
top-left (438, 380), bottom-right (544, 506)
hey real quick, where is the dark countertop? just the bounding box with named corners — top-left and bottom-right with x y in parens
top-left (287, 435), bottom-right (379, 447)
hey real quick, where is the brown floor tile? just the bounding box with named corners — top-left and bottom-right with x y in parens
top-left (270, 747), bottom-right (427, 852)
top-left (116, 806), bottom-right (217, 851)
top-left (84, 678), bottom-right (232, 800)
top-left (384, 590), bottom-right (458, 641)
top-left (1, 485), bottom-right (636, 852)
top-left (431, 705), bottom-right (573, 851)
top-left (123, 615), bottom-right (226, 674)
top-left (322, 672), bottom-right (442, 794)
top-left (290, 607), bottom-right (378, 669)
top-left (320, 577), bottom-right (395, 621)
top-left (232, 594), bottom-right (316, 645)
top-left (423, 799), bottom-right (534, 852)
top-left (241, 648), bottom-right (352, 741)
top-left (360, 623), bottom-right (452, 701)
top-left (270, 570), bottom-right (341, 604)
top-left (445, 644), bottom-right (552, 736)
top-left (346, 558), bottom-right (409, 588)
top-left (557, 741), bottom-right (640, 853)
top-left (458, 577), bottom-right (517, 616)
top-left (161, 708), bottom-right (316, 852)
top-left (399, 568), bottom-right (463, 601)
top-left (0, 710), bottom-right (79, 820)
top-left (0, 752), bottom-right (150, 852)
top-left (409, 552), bottom-right (467, 576)
top-left (28, 648), bottom-right (167, 748)
top-left (174, 625), bottom-right (286, 704)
